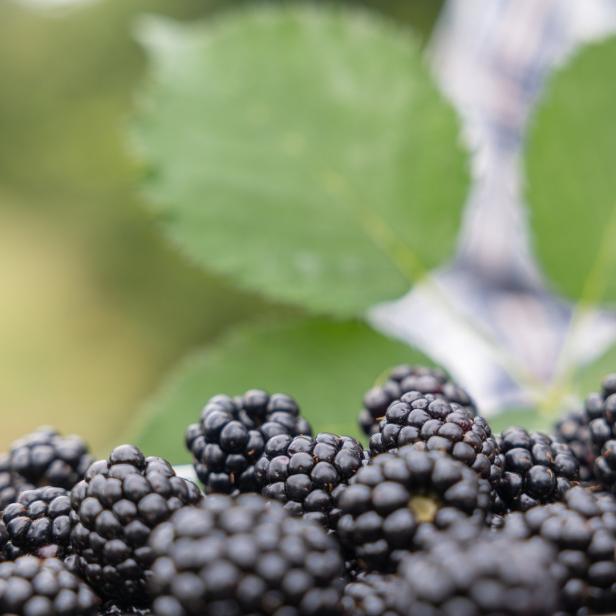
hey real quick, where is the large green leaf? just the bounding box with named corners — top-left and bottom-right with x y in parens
top-left (527, 37), bottom-right (616, 305)
top-left (130, 317), bottom-right (431, 462)
top-left (133, 5), bottom-right (469, 316)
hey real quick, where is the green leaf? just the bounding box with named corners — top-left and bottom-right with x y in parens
top-left (130, 317), bottom-right (431, 462)
top-left (526, 37), bottom-right (616, 305)
top-left (133, 5), bottom-right (469, 316)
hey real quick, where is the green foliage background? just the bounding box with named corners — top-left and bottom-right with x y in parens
top-left (0, 0), bottom-right (442, 454)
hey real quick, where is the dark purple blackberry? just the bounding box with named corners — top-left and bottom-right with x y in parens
top-left (554, 410), bottom-right (595, 482)
top-left (1, 487), bottom-right (75, 561)
top-left (148, 493), bottom-right (344, 616)
top-left (336, 447), bottom-right (490, 571)
top-left (254, 432), bottom-right (366, 528)
top-left (0, 555), bottom-right (101, 615)
top-left (369, 392), bottom-right (503, 485)
top-left (7, 427), bottom-right (92, 491)
top-left (341, 573), bottom-right (402, 616)
top-left (502, 486), bottom-right (616, 614)
top-left (0, 454), bottom-right (34, 511)
top-left (360, 365), bottom-right (475, 437)
top-left (70, 445), bottom-right (202, 606)
top-left (496, 427), bottom-right (579, 511)
top-left (397, 530), bottom-right (558, 616)
top-left (186, 389), bottom-right (312, 494)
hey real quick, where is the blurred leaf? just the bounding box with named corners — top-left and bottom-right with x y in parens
top-left (572, 342), bottom-right (616, 399)
top-left (489, 408), bottom-right (552, 435)
top-left (133, 5), bottom-right (468, 316)
top-left (131, 317), bottom-right (431, 462)
top-left (527, 37), bottom-right (616, 305)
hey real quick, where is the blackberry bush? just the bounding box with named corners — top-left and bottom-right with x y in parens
top-left (254, 432), bottom-right (366, 528)
top-left (186, 389), bottom-right (312, 494)
top-left (369, 392), bottom-right (503, 484)
top-left (0, 555), bottom-right (100, 615)
top-left (496, 427), bottom-right (579, 511)
top-left (502, 486), bottom-right (616, 614)
top-left (360, 365), bottom-right (476, 437)
top-left (1, 487), bottom-right (75, 561)
top-left (336, 447), bottom-right (490, 571)
top-left (148, 493), bottom-right (344, 616)
top-left (70, 445), bottom-right (201, 606)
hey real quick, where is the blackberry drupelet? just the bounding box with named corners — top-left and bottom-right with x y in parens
top-left (0, 454), bottom-right (34, 511)
top-left (0, 555), bottom-right (100, 615)
top-left (397, 531), bottom-right (558, 616)
top-left (369, 392), bottom-right (503, 484)
top-left (554, 410), bottom-right (595, 482)
top-left (341, 572), bottom-right (401, 616)
top-left (502, 486), bottom-right (616, 614)
top-left (148, 493), bottom-right (344, 616)
top-left (186, 389), bottom-right (312, 494)
top-left (341, 573), bottom-right (403, 616)
top-left (336, 447), bottom-right (490, 571)
top-left (70, 445), bottom-right (201, 606)
top-left (496, 427), bottom-right (579, 511)
top-left (8, 428), bottom-right (92, 491)
top-left (1, 487), bottom-right (75, 560)
top-left (360, 365), bottom-right (476, 437)
top-left (254, 432), bottom-right (366, 528)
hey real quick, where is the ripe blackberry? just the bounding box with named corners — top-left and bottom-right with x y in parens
top-left (0, 555), bottom-right (100, 615)
top-left (254, 432), bottom-right (366, 528)
top-left (70, 445), bottom-right (202, 606)
top-left (8, 427), bottom-right (92, 491)
top-left (1, 487), bottom-right (75, 560)
top-left (186, 389), bottom-right (312, 494)
top-left (397, 531), bottom-right (558, 616)
top-left (359, 365), bottom-right (475, 437)
top-left (554, 410), bottom-right (595, 482)
top-left (148, 493), bottom-right (344, 616)
top-left (0, 454), bottom-right (34, 511)
top-left (502, 486), bottom-right (616, 614)
top-left (336, 447), bottom-right (490, 571)
top-left (341, 573), bottom-right (402, 616)
top-left (369, 392), bottom-right (503, 484)
top-left (496, 427), bottom-right (579, 511)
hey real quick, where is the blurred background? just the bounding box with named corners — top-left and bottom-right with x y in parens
top-left (0, 0), bottom-right (441, 452)
top-left (2, 0), bottom-right (615, 459)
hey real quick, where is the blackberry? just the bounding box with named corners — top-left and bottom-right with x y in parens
top-left (336, 447), bottom-right (490, 571)
top-left (186, 389), bottom-right (312, 494)
top-left (0, 454), bottom-right (34, 511)
top-left (1, 487), bottom-right (75, 560)
top-left (0, 555), bottom-right (100, 615)
top-left (341, 573), bottom-right (402, 616)
top-left (502, 486), bottom-right (616, 614)
top-left (554, 410), bottom-right (595, 482)
top-left (148, 493), bottom-right (344, 616)
top-left (397, 531), bottom-right (558, 616)
top-left (254, 432), bottom-right (366, 528)
top-left (496, 427), bottom-right (579, 511)
top-left (8, 427), bottom-right (92, 491)
top-left (360, 365), bottom-right (475, 437)
top-left (369, 392), bottom-right (503, 484)
top-left (70, 445), bottom-right (202, 606)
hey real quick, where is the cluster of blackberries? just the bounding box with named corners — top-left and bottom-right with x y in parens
top-left (2, 367), bottom-right (616, 615)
